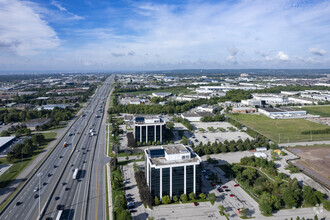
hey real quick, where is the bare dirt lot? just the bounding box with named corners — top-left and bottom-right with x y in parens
top-left (289, 146), bottom-right (330, 189)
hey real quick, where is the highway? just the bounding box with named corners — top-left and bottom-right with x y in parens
top-left (0, 75), bottom-right (114, 220)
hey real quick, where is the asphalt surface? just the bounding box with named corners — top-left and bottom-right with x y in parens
top-left (0, 75), bottom-right (114, 220)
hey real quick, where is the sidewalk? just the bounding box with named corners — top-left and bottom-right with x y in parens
top-left (0, 106), bottom-right (85, 205)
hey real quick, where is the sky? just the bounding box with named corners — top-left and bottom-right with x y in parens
top-left (0, 0), bottom-right (330, 71)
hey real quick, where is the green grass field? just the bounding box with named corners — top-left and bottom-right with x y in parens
top-left (294, 105), bottom-right (330, 117)
top-left (0, 132), bottom-right (57, 189)
top-left (231, 114), bottom-right (330, 143)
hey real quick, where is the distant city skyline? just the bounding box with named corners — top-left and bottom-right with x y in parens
top-left (0, 0), bottom-right (330, 71)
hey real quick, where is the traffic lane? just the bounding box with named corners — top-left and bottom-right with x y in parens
top-left (3, 134), bottom-right (73, 220)
top-left (43, 125), bottom-right (92, 218)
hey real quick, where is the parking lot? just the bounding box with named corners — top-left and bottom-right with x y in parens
top-left (190, 122), bottom-right (252, 144)
top-left (122, 161), bottom-right (150, 220)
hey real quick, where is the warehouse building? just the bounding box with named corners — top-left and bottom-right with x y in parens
top-left (0, 136), bottom-right (16, 153)
top-left (134, 116), bottom-right (165, 144)
top-left (144, 144), bottom-right (202, 199)
top-left (259, 107), bottom-right (307, 119)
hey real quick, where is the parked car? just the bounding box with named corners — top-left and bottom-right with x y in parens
top-left (225, 189), bottom-right (231, 192)
top-left (234, 184), bottom-right (239, 187)
top-left (194, 202), bottom-right (198, 206)
top-left (222, 186), bottom-right (228, 189)
top-left (34, 187), bottom-right (39, 192)
top-left (229, 194), bottom-right (235, 197)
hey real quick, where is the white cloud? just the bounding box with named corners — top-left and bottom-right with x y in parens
top-left (276, 51), bottom-right (290, 61)
top-left (0, 0), bottom-right (59, 56)
top-left (226, 55), bottom-right (237, 64)
top-left (50, 0), bottom-right (84, 20)
top-left (51, 0), bottom-right (66, 12)
top-left (309, 48), bottom-right (326, 56)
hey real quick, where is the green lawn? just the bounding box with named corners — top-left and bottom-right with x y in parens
top-left (230, 114), bottom-right (330, 143)
top-left (0, 132), bottom-right (57, 189)
top-left (294, 106), bottom-right (330, 117)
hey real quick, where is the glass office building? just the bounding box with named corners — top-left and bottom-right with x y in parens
top-left (144, 144), bottom-right (202, 199)
top-left (134, 116), bottom-right (165, 144)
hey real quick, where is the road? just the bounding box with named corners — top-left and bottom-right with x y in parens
top-left (0, 75), bottom-right (114, 220)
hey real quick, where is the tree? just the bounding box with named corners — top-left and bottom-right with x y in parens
top-left (208, 193), bottom-right (216, 205)
top-left (173, 195), bottom-right (178, 202)
top-left (0, 130), bottom-right (10, 137)
top-left (302, 186), bottom-right (317, 206)
top-left (259, 192), bottom-right (274, 214)
top-left (180, 194), bottom-right (188, 203)
top-left (165, 122), bottom-right (174, 130)
top-left (189, 192), bottom-right (195, 201)
top-left (218, 205), bottom-right (225, 215)
top-left (239, 208), bottom-right (249, 217)
top-left (283, 187), bottom-right (300, 208)
top-left (117, 209), bottom-right (132, 220)
top-left (22, 144), bottom-right (33, 156)
top-left (199, 193), bottom-right (206, 200)
top-left (154, 196), bottom-right (160, 205)
top-left (162, 195), bottom-right (171, 204)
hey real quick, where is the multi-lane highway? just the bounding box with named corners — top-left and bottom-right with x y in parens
top-left (0, 75), bottom-right (114, 220)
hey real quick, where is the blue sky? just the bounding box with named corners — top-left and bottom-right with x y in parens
top-left (0, 0), bottom-right (330, 71)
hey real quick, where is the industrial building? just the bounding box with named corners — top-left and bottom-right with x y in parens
top-left (144, 144), bottom-right (202, 199)
top-left (134, 116), bottom-right (165, 144)
top-left (259, 107), bottom-right (307, 119)
top-left (232, 107), bottom-right (257, 114)
top-left (0, 136), bottom-right (16, 153)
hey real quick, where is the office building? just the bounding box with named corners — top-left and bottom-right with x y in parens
top-left (144, 144), bottom-right (202, 199)
top-left (134, 116), bottom-right (165, 144)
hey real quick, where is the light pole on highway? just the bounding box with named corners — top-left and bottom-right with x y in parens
top-left (37, 172), bottom-right (43, 217)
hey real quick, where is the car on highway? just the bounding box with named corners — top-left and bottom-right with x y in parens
top-left (229, 194), bottom-right (235, 197)
top-left (65, 187), bottom-right (70, 191)
top-left (34, 187), bottom-right (39, 192)
top-left (127, 202), bottom-right (135, 209)
top-left (56, 204), bottom-right (63, 210)
top-left (43, 182), bottom-right (47, 186)
top-left (16, 202), bottom-right (22, 206)
top-left (48, 173), bottom-right (52, 177)
top-left (59, 156), bottom-right (63, 158)
top-left (62, 182), bottom-right (66, 186)
top-left (234, 184), bottom-right (239, 187)
top-left (55, 196), bottom-right (60, 200)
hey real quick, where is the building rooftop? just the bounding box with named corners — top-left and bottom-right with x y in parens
top-left (260, 107), bottom-right (304, 113)
top-left (0, 136), bottom-right (16, 147)
top-left (146, 144), bottom-right (201, 166)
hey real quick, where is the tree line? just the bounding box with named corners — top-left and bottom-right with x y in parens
top-left (301, 128), bottom-right (330, 135)
top-left (221, 156), bottom-right (329, 215)
top-left (110, 156), bottom-right (131, 220)
top-left (7, 134), bottom-right (45, 161)
top-left (192, 136), bottom-right (275, 156)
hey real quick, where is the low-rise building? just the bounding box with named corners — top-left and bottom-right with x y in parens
top-left (232, 107), bottom-right (257, 114)
top-left (259, 107), bottom-right (307, 119)
top-left (144, 144), bottom-right (202, 199)
top-left (152, 92), bottom-right (172, 98)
